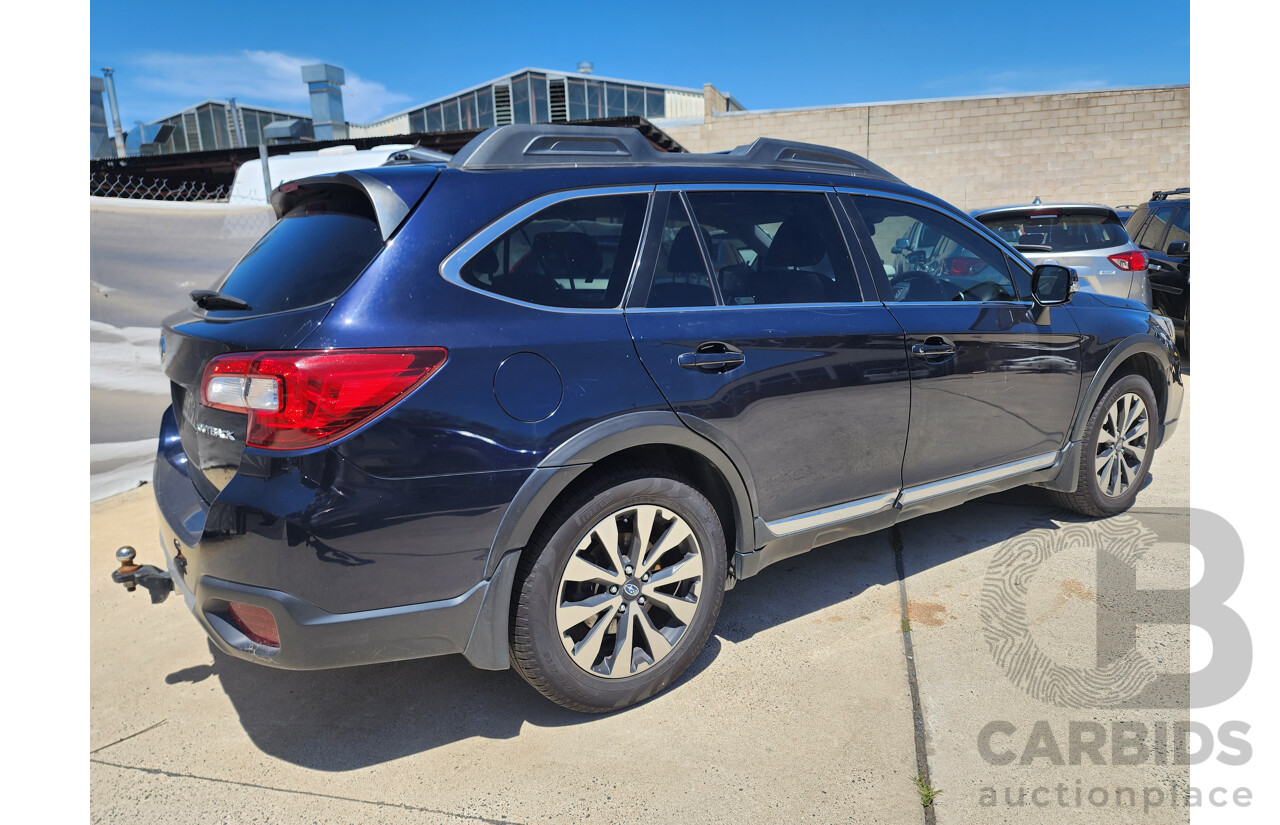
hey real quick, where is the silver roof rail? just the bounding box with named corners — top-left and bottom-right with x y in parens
top-left (447, 125), bottom-right (902, 183)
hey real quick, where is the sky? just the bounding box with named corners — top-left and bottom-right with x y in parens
top-left (89, 0), bottom-right (1190, 127)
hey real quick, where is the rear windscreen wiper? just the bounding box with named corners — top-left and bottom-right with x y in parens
top-left (1014, 244), bottom-right (1052, 253)
top-left (190, 289), bottom-right (253, 311)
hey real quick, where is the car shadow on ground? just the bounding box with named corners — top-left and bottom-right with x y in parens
top-left (189, 486), bottom-right (1098, 771)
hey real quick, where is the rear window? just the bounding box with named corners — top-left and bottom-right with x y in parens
top-left (207, 188), bottom-right (384, 317)
top-left (976, 210), bottom-right (1130, 253)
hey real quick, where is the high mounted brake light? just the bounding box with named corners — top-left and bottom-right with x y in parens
top-left (201, 348), bottom-right (448, 449)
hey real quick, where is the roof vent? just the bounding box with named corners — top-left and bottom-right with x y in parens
top-left (524, 135), bottom-right (631, 157)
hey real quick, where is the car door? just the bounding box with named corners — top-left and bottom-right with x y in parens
top-left (1142, 205), bottom-right (1190, 322)
top-left (625, 187), bottom-right (911, 527)
top-left (842, 192), bottom-right (1084, 495)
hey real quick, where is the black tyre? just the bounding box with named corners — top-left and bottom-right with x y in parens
top-left (1050, 373), bottom-right (1159, 517)
top-left (509, 466), bottom-right (727, 712)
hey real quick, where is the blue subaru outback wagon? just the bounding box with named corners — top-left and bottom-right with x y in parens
top-left (118, 125), bottom-right (1182, 712)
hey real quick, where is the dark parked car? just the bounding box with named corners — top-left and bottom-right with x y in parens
top-left (114, 126), bottom-right (1184, 712)
top-left (1126, 188), bottom-right (1190, 352)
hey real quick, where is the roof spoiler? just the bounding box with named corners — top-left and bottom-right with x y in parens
top-left (269, 168), bottom-right (437, 241)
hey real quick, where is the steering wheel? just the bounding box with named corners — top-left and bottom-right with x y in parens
top-left (890, 271), bottom-right (952, 302)
top-left (954, 280), bottom-right (1008, 302)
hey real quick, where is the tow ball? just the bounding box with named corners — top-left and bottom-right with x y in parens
top-left (111, 546), bottom-right (174, 604)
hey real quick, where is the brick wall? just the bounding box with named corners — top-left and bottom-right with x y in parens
top-left (661, 86), bottom-right (1189, 211)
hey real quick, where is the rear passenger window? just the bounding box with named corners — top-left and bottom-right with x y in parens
top-left (459, 193), bottom-right (647, 308)
top-left (683, 191), bottom-right (860, 305)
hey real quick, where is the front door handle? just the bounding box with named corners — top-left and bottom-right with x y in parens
top-left (910, 337), bottom-right (956, 358)
top-left (678, 342), bottom-right (746, 372)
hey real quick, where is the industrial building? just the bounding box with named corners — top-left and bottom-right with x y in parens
top-left (349, 65), bottom-right (727, 139)
top-left (144, 100), bottom-right (313, 154)
top-left (89, 63), bottom-right (735, 156)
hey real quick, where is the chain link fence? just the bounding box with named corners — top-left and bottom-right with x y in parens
top-left (90, 172), bottom-right (229, 202)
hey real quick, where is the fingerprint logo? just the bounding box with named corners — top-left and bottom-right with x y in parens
top-left (980, 516), bottom-right (1161, 708)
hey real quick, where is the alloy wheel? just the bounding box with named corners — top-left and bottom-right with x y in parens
top-left (1095, 392), bottom-right (1149, 498)
top-left (555, 504), bottom-right (704, 678)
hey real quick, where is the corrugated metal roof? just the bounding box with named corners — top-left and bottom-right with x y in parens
top-left (363, 67), bottom-right (703, 126)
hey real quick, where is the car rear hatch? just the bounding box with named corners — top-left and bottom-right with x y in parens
top-left (974, 205), bottom-right (1143, 300)
top-left (161, 168), bottom-right (438, 501)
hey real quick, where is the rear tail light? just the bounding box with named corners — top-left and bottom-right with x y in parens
top-left (226, 602), bottom-right (280, 647)
top-left (1107, 251), bottom-right (1148, 271)
top-left (201, 347), bottom-right (448, 450)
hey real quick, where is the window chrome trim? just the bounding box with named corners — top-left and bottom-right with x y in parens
top-left (438, 184), bottom-right (656, 314)
top-left (897, 451), bottom-right (1060, 507)
top-left (627, 300), bottom-right (881, 314)
top-left (656, 182), bottom-right (835, 193)
top-left (884, 301), bottom-right (1034, 309)
top-left (765, 492), bottom-right (897, 537)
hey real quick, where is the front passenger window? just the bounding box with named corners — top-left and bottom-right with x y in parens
top-left (850, 197), bottom-right (1019, 303)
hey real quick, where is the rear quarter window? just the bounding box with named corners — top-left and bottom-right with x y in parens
top-left (207, 188), bottom-right (384, 317)
top-left (457, 193), bottom-right (647, 309)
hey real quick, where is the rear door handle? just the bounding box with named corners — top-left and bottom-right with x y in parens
top-left (678, 342), bottom-right (746, 372)
top-left (910, 337), bottom-right (956, 358)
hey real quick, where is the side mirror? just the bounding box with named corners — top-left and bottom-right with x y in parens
top-left (891, 238), bottom-right (912, 254)
top-left (1031, 264), bottom-right (1077, 306)
top-left (1166, 241), bottom-right (1189, 256)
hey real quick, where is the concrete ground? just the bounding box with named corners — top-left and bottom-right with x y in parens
top-left (90, 378), bottom-right (1189, 824)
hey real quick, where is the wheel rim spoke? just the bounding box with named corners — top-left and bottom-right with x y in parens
top-left (637, 517), bottom-right (692, 577)
top-left (563, 553), bottom-right (624, 586)
top-left (643, 589), bottom-right (699, 624)
top-left (607, 608), bottom-right (636, 677)
top-left (558, 592), bottom-right (620, 627)
top-left (589, 516), bottom-right (625, 578)
top-left (635, 607), bottom-right (673, 660)
top-left (570, 603), bottom-right (619, 670)
top-left (1095, 444), bottom-right (1116, 473)
top-left (644, 552), bottom-right (703, 589)
top-left (629, 505), bottom-right (659, 571)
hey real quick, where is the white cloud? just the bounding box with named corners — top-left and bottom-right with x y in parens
top-left (128, 50), bottom-right (412, 123)
top-left (923, 68), bottom-right (1111, 97)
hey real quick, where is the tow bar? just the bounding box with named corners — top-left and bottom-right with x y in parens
top-left (111, 546), bottom-right (174, 604)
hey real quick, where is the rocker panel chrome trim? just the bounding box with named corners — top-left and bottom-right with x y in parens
top-left (897, 451), bottom-right (1060, 507)
top-left (765, 491), bottom-right (897, 537)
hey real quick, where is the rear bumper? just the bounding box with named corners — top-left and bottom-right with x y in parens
top-left (161, 533), bottom-right (498, 669)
